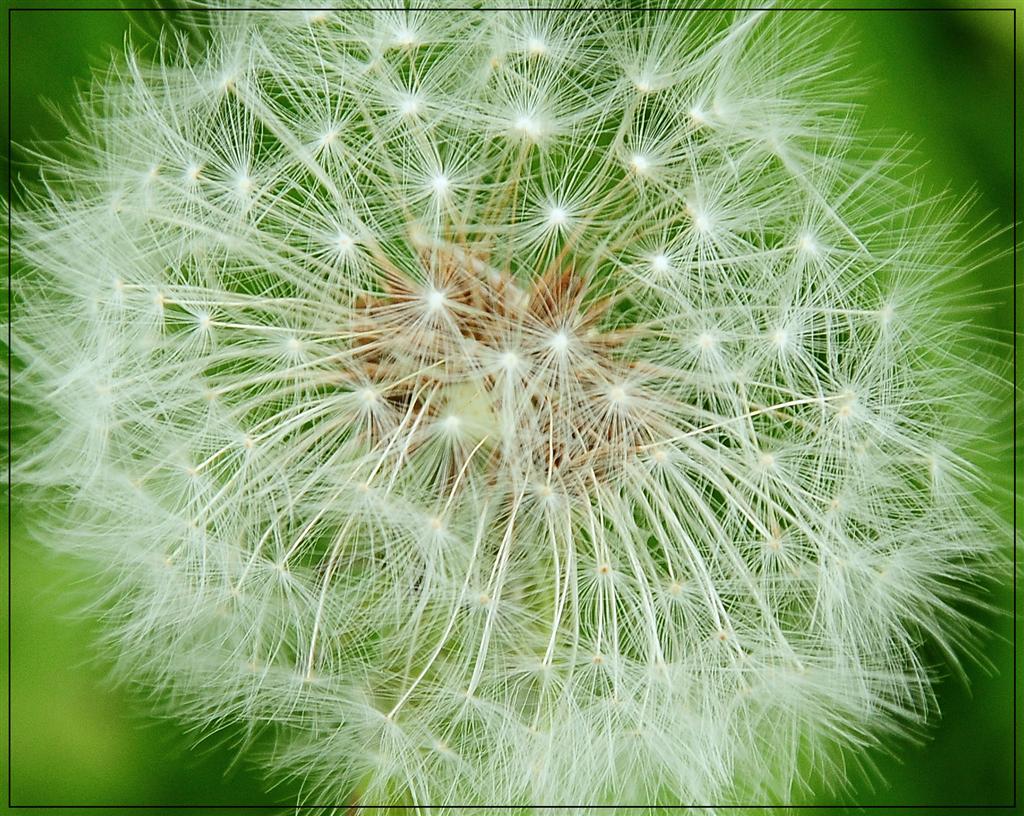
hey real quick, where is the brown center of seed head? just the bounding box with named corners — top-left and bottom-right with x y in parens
top-left (344, 237), bottom-right (658, 487)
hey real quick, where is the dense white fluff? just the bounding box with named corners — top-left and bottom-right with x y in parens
top-left (9, 4), bottom-right (1006, 810)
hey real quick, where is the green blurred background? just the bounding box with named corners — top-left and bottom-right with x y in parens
top-left (2, 1), bottom-right (1019, 813)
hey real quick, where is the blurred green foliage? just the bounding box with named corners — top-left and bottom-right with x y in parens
top-left (3, 2), bottom-right (1018, 813)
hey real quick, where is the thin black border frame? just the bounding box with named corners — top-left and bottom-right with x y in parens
top-left (4, 2), bottom-right (1018, 810)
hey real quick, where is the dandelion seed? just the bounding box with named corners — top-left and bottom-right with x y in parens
top-left (629, 153), bottom-right (651, 175)
top-left (424, 288), bottom-right (448, 313)
top-left (235, 173), bottom-right (254, 196)
top-left (398, 94), bottom-right (421, 117)
top-left (649, 253), bottom-right (671, 274)
top-left (513, 114), bottom-right (542, 140)
top-left (548, 330), bottom-right (571, 354)
top-left (546, 205), bottom-right (568, 227)
top-left (797, 232), bottom-right (819, 255)
top-left (334, 231), bottom-right (354, 255)
top-left (393, 28), bottom-right (418, 49)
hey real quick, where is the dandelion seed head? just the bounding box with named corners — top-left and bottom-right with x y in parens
top-left (10, 6), bottom-right (1007, 812)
